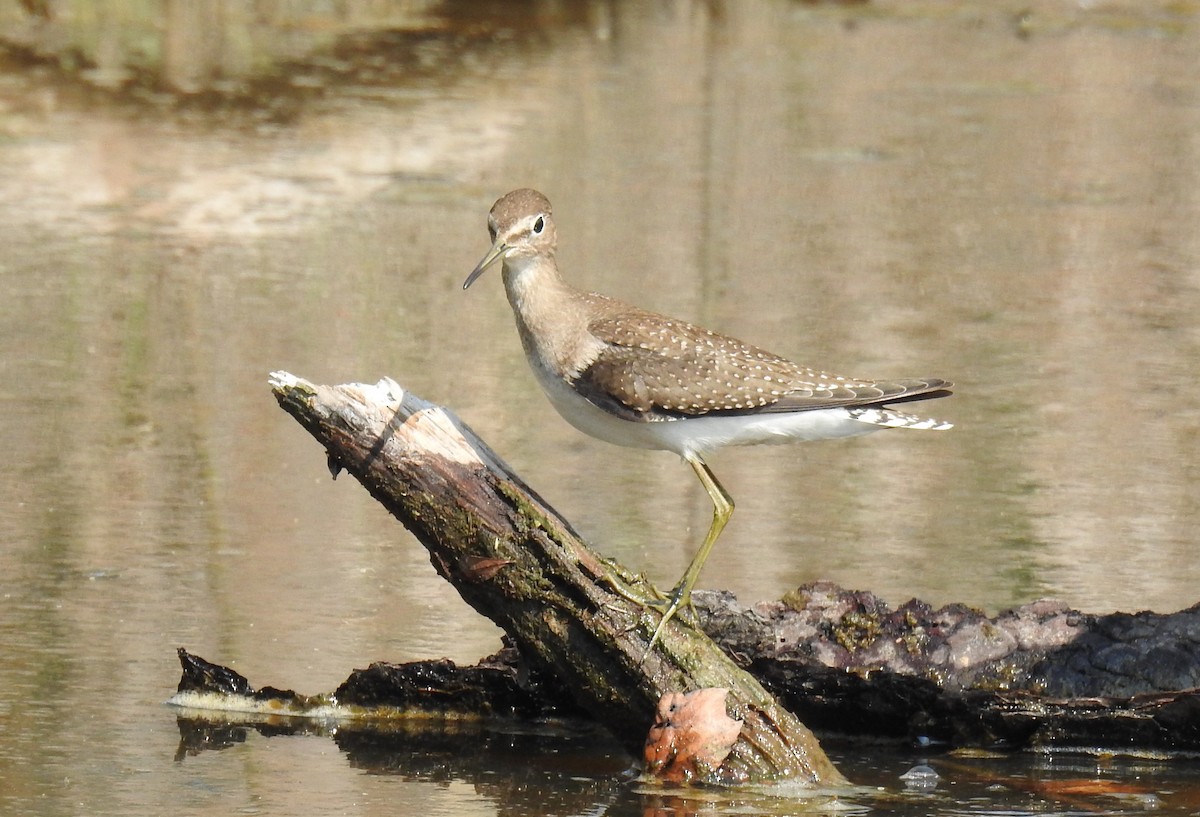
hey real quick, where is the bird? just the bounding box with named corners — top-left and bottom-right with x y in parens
top-left (463, 188), bottom-right (952, 651)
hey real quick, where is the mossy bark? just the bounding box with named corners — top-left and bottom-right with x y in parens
top-left (269, 372), bottom-right (846, 787)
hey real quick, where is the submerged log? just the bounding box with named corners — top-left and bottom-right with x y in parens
top-left (264, 372), bottom-right (845, 787)
top-left (174, 578), bottom-right (1200, 757)
top-left (171, 374), bottom-right (1200, 767)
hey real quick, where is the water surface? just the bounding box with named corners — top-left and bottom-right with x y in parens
top-left (3, 1), bottom-right (1199, 815)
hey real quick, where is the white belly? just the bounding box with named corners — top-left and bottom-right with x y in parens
top-left (530, 359), bottom-right (883, 459)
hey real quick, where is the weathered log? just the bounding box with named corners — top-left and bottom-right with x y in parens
top-left (704, 584), bottom-right (1200, 754)
top-left (171, 373), bottom-right (1200, 764)
top-left (174, 574), bottom-right (1200, 756)
top-left (265, 372), bottom-right (846, 787)
top-left (171, 578), bottom-right (1200, 756)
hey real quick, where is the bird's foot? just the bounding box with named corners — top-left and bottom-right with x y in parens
top-left (595, 570), bottom-right (696, 659)
top-left (599, 567), bottom-right (667, 608)
top-left (642, 584), bottom-right (697, 657)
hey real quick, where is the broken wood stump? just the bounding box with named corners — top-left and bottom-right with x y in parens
top-left (265, 372), bottom-right (846, 787)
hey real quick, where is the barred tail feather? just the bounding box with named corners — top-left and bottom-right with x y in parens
top-left (847, 407), bottom-right (953, 430)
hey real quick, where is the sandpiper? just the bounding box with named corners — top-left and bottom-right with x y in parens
top-left (464, 188), bottom-right (952, 650)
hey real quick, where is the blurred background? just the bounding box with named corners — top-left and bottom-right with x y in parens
top-left (2, 1), bottom-right (1199, 815)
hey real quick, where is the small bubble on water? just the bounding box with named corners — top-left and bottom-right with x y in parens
top-left (900, 764), bottom-right (940, 790)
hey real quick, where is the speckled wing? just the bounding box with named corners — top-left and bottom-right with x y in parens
top-left (572, 307), bottom-right (952, 422)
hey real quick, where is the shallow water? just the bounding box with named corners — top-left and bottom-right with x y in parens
top-left (3, 1), bottom-right (1200, 815)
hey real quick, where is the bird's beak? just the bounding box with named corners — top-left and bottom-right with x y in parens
top-left (463, 242), bottom-right (508, 290)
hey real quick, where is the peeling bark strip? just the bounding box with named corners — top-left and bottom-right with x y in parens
top-left (267, 372), bottom-right (846, 787)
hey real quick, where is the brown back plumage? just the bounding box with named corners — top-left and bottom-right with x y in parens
top-left (572, 299), bottom-right (951, 422)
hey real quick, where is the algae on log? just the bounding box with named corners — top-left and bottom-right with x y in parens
top-left (268, 372), bottom-right (846, 788)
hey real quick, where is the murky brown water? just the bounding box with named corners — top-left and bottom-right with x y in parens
top-left (3, 1), bottom-right (1200, 815)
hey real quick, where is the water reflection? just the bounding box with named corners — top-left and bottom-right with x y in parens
top-left (170, 712), bottom-right (1189, 816)
top-left (3, 1), bottom-right (1200, 816)
top-left (175, 713), bottom-right (633, 806)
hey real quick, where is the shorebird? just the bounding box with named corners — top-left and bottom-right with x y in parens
top-left (464, 188), bottom-right (952, 650)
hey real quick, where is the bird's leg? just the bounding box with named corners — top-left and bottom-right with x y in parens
top-left (645, 454), bottom-right (734, 653)
top-left (596, 561), bottom-right (667, 606)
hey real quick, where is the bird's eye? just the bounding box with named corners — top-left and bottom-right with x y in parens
top-left (488, 224), bottom-right (497, 242)
top-left (532, 216), bottom-right (545, 234)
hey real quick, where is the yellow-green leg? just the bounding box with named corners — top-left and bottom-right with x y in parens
top-left (646, 454), bottom-right (734, 653)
